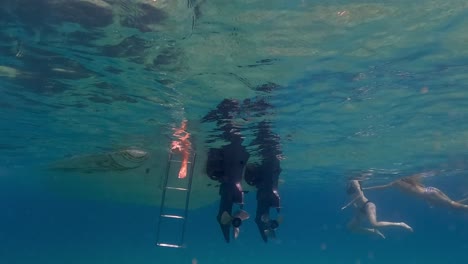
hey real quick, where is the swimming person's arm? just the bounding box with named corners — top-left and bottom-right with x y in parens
top-left (341, 195), bottom-right (359, 210)
top-left (362, 182), bottom-right (395, 191)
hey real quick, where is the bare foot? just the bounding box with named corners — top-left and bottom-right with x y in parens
top-left (399, 222), bottom-right (413, 232)
top-left (374, 229), bottom-right (385, 239)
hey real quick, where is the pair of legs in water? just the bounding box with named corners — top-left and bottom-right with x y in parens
top-left (346, 172), bottom-right (468, 238)
top-left (344, 180), bottom-right (413, 239)
top-left (420, 186), bottom-right (468, 210)
top-left (363, 172), bottom-right (468, 212)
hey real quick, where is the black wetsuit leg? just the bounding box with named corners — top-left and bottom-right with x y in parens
top-left (215, 140), bottom-right (249, 242)
top-left (217, 182), bottom-right (235, 242)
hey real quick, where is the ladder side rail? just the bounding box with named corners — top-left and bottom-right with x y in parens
top-left (179, 153), bottom-right (196, 245)
top-left (156, 152), bottom-right (173, 243)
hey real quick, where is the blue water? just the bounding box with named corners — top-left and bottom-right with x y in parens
top-left (2, 168), bottom-right (468, 264)
top-left (2, 1), bottom-right (468, 263)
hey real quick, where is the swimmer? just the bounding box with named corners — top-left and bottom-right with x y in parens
top-left (342, 180), bottom-right (413, 239)
top-left (363, 172), bottom-right (468, 212)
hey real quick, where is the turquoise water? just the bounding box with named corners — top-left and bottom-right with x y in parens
top-left (1, 1), bottom-right (468, 263)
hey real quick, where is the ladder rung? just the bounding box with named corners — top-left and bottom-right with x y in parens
top-left (157, 243), bottom-right (184, 248)
top-left (156, 153), bottom-right (196, 248)
top-left (170, 160), bottom-right (192, 164)
top-left (161, 214), bottom-right (185, 219)
top-left (165, 187), bottom-right (188, 191)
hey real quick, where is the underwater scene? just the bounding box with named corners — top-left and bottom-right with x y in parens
top-left (1, 0), bottom-right (468, 263)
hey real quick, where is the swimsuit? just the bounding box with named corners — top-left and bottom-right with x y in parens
top-left (424, 187), bottom-right (438, 194)
top-left (360, 200), bottom-right (371, 214)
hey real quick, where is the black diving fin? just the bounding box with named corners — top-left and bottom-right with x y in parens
top-left (260, 213), bottom-right (284, 240)
top-left (220, 209), bottom-right (250, 239)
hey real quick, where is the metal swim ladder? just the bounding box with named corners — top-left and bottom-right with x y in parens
top-left (156, 152), bottom-right (196, 248)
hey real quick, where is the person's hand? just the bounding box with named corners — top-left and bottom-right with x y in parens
top-left (374, 229), bottom-right (385, 239)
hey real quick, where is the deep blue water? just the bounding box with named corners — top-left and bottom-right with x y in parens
top-left (2, 167), bottom-right (468, 264)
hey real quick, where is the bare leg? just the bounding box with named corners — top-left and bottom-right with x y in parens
top-left (448, 201), bottom-right (468, 211)
top-left (366, 203), bottom-right (413, 232)
top-left (347, 214), bottom-right (385, 239)
top-left (429, 189), bottom-right (468, 211)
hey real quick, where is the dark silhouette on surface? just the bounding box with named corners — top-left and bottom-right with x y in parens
top-left (203, 82), bottom-right (284, 243)
top-left (203, 99), bottom-right (250, 242)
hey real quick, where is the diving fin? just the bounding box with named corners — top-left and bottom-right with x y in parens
top-left (234, 209), bottom-right (250, 221)
top-left (260, 213), bottom-right (283, 240)
top-left (221, 210), bottom-right (250, 225)
top-left (221, 211), bottom-right (233, 225)
top-left (221, 210), bottom-right (249, 240)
